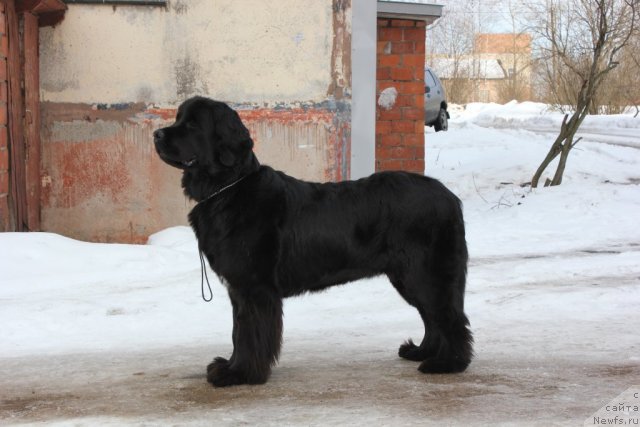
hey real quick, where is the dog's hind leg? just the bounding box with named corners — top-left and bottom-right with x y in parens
top-left (393, 219), bottom-right (473, 372)
top-left (388, 274), bottom-right (433, 362)
top-left (396, 266), bottom-right (473, 373)
top-left (207, 287), bottom-right (283, 387)
top-left (397, 306), bottom-right (435, 361)
top-left (417, 279), bottom-right (473, 374)
top-left (415, 222), bottom-right (473, 373)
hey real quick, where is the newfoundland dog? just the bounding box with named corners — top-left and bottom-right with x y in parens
top-left (153, 96), bottom-right (473, 387)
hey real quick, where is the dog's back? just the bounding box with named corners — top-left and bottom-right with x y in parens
top-left (270, 169), bottom-right (467, 295)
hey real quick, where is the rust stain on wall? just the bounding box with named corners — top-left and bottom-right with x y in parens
top-left (325, 0), bottom-right (352, 180)
top-left (41, 101), bottom-right (147, 123)
top-left (41, 103), bottom-right (349, 243)
top-left (238, 108), bottom-right (349, 182)
top-left (327, 0), bottom-right (352, 100)
top-left (239, 108), bottom-right (334, 124)
top-left (41, 102), bottom-right (187, 243)
top-left (145, 108), bottom-right (177, 121)
top-left (53, 139), bottom-right (130, 209)
top-left (240, 109), bottom-right (334, 181)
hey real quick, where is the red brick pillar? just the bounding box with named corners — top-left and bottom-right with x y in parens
top-left (0, 3), bottom-right (9, 231)
top-left (375, 18), bottom-right (425, 174)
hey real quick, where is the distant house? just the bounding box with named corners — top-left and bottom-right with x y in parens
top-left (430, 33), bottom-right (532, 103)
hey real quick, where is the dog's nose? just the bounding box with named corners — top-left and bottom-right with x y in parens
top-left (153, 129), bottom-right (165, 142)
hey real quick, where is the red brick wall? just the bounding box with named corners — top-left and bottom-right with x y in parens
top-left (0, 3), bottom-right (9, 231)
top-left (375, 18), bottom-right (425, 174)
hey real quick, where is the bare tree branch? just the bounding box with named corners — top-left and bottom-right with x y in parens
top-left (530, 0), bottom-right (639, 187)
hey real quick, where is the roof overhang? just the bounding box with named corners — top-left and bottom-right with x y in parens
top-left (16, 0), bottom-right (68, 27)
top-left (377, 1), bottom-right (443, 24)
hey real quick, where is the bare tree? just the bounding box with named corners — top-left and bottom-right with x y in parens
top-left (496, 0), bottom-right (534, 102)
top-left (630, 32), bottom-right (640, 117)
top-left (589, 31), bottom-right (640, 114)
top-left (529, 0), bottom-right (638, 187)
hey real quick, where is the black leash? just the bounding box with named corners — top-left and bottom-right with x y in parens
top-left (196, 174), bottom-right (247, 302)
top-left (199, 249), bottom-right (213, 302)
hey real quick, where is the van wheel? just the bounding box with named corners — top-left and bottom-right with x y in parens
top-left (434, 108), bottom-right (448, 132)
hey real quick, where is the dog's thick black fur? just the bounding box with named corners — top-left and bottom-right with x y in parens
top-left (153, 96), bottom-right (473, 387)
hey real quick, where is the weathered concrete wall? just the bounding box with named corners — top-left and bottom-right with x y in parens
top-left (40, 0), bottom-right (351, 243)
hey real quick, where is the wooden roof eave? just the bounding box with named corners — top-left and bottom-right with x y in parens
top-left (15, 0), bottom-right (68, 27)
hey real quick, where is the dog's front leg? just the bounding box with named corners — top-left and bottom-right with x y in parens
top-left (207, 287), bottom-right (283, 387)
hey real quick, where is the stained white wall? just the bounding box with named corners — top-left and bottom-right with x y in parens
top-left (40, 0), bottom-right (334, 105)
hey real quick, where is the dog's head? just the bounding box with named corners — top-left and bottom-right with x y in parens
top-left (153, 97), bottom-right (254, 173)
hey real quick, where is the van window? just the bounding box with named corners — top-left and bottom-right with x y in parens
top-left (425, 71), bottom-right (437, 89)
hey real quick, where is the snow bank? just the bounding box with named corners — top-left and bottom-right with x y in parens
top-left (449, 101), bottom-right (640, 135)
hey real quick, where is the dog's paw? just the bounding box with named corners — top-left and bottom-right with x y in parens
top-left (399, 339), bottom-right (439, 361)
top-left (418, 357), bottom-right (469, 374)
top-left (207, 357), bottom-right (229, 375)
top-left (206, 357), bottom-right (248, 387)
top-left (399, 339), bottom-right (426, 361)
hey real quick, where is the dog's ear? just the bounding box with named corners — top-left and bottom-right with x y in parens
top-left (216, 108), bottom-right (253, 167)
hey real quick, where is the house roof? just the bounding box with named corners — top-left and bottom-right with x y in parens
top-left (430, 57), bottom-right (507, 80)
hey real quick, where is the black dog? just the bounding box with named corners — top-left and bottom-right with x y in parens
top-left (153, 96), bottom-right (473, 387)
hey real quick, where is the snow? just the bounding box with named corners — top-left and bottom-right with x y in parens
top-left (2, 102), bottom-right (640, 425)
top-left (377, 87), bottom-right (398, 110)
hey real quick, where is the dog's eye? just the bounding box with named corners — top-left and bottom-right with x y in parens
top-left (186, 121), bottom-right (198, 130)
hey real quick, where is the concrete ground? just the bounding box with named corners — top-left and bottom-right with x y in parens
top-left (1, 343), bottom-right (637, 426)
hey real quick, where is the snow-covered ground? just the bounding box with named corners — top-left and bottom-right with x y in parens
top-left (1, 102), bottom-right (639, 426)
